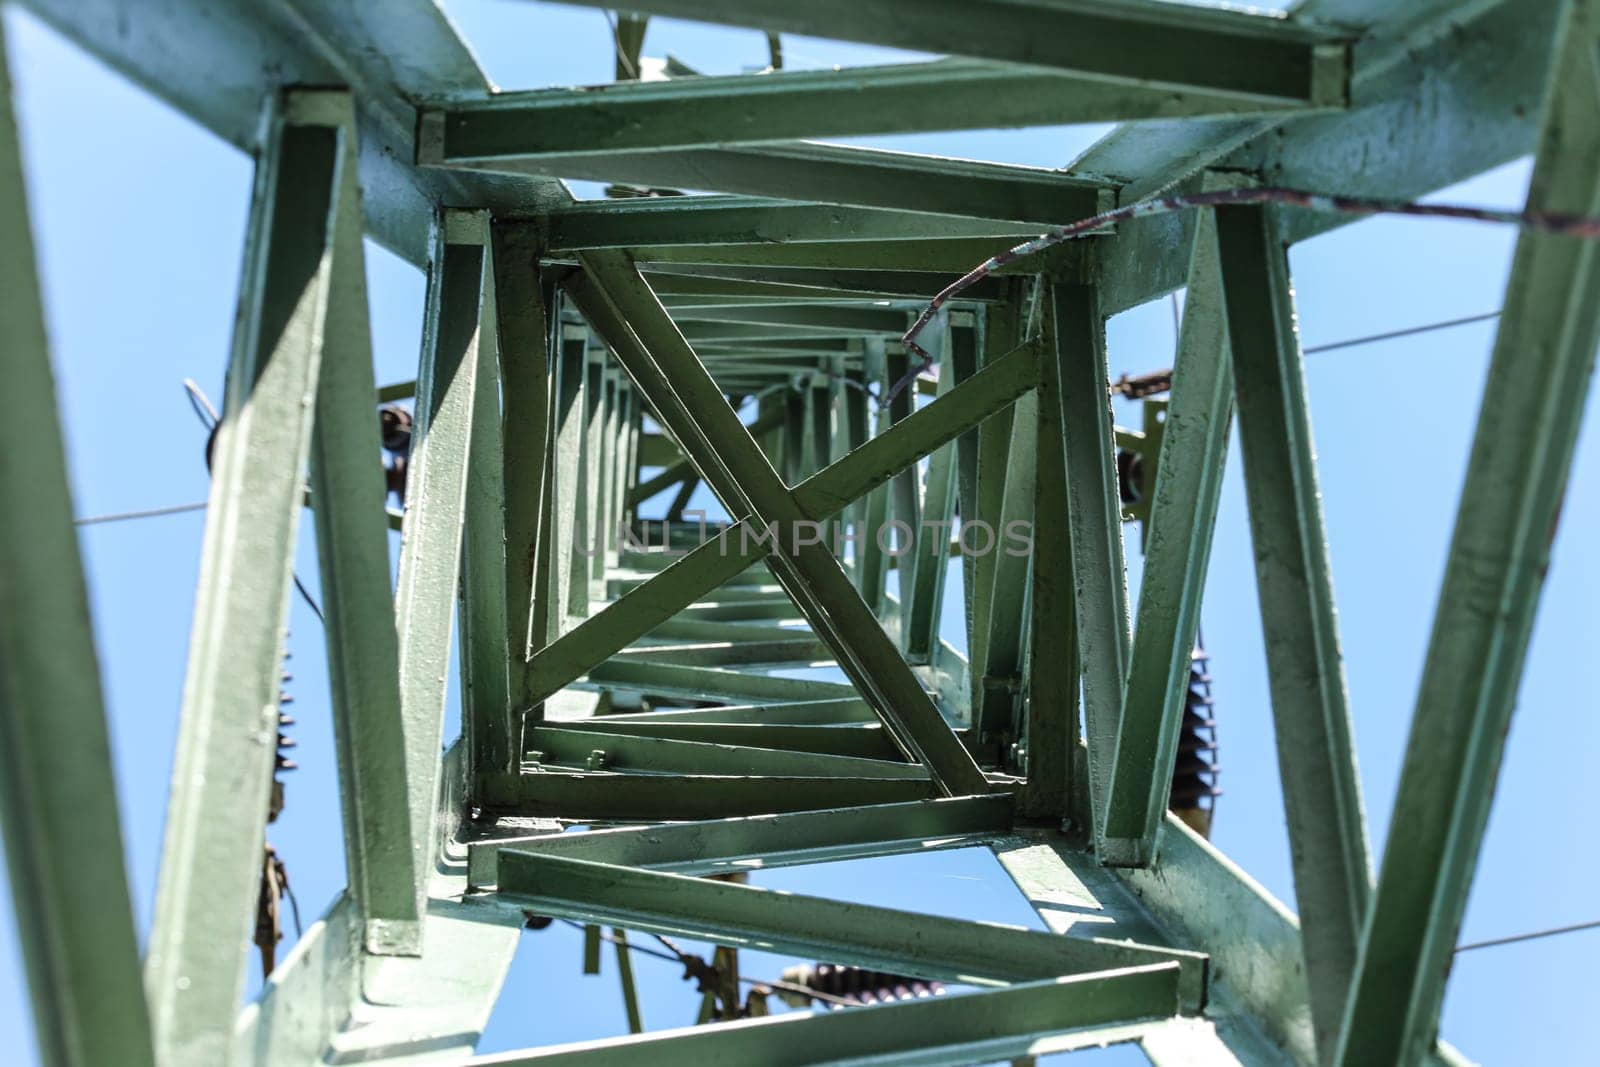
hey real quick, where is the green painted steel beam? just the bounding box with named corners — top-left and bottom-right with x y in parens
top-left (1049, 283), bottom-right (1133, 858)
top-left (567, 252), bottom-right (995, 796)
top-left (679, 321), bottom-right (868, 344)
top-left (145, 98), bottom-right (343, 1064)
top-left (470, 796), bottom-right (1013, 886)
top-left (1214, 202), bottom-right (1370, 1059)
top-left (0, 23), bottom-right (154, 1063)
top-left (531, 532), bottom-right (756, 700)
top-left (610, 637), bottom-right (831, 666)
top-left (585, 659), bottom-right (857, 703)
top-left (526, 726), bottom-right (925, 779)
top-left (632, 228), bottom-right (1007, 271)
top-left (496, 852), bottom-right (1206, 1005)
top-left (633, 431), bottom-right (681, 467)
top-left (597, 370), bottom-right (624, 585)
top-left (580, 354), bottom-right (607, 591)
top-left (535, 195), bottom-right (1040, 250)
top-left (674, 599), bottom-right (806, 622)
top-left (1086, 0), bottom-right (1557, 317)
top-left (517, 771), bottom-right (936, 819)
top-left (974, 390), bottom-right (1036, 738)
top-left (11, 0), bottom-right (559, 268)
top-left (641, 619), bottom-right (816, 645)
top-left (1004, 824), bottom-right (1296, 1063)
top-left (458, 228), bottom-right (515, 809)
top-left (525, 337), bottom-right (1039, 704)
top-left (885, 345), bottom-right (922, 621)
top-left (391, 210), bottom-right (494, 930)
top-left (659, 293), bottom-right (922, 312)
top-left (493, 221), bottom-right (555, 717)
top-left (424, 54), bottom-right (1335, 168)
top-left (234, 743), bottom-right (528, 1065)
top-left (1337, 5), bottom-right (1600, 1062)
top-left (548, 323), bottom-right (589, 636)
top-left (530, 719), bottom-right (897, 760)
top-left (641, 270), bottom-right (999, 303)
top-left (1023, 309), bottom-right (1080, 821)
top-left (598, 698), bottom-right (875, 725)
top-left (433, 141), bottom-right (1112, 225)
top-left (841, 365), bottom-right (876, 592)
top-left (648, 261), bottom-right (1014, 301)
top-left (627, 456), bottom-right (693, 505)
top-left (300, 92), bottom-right (422, 953)
top-left (968, 296), bottom-right (1023, 728)
top-left (671, 305), bottom-right (905, 334)
top-left (469, 965), bottom-right (1180, 1067)
top-left (699, 337), bottom-right (856, 356)
top-left (1100, 208), bottom-right (1231, 865)
top-left (539, 0), bottom-right (1348, 103)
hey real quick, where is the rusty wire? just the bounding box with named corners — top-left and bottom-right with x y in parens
top-left (893, 185), bottom-right (1600, 406)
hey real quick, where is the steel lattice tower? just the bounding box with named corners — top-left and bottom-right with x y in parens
top-left (2, 1), bottom-right (1598, 1065)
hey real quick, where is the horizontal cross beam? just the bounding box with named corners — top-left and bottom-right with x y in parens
top-left (469, 965), bottom-right (1181, 1067)
top-left (495, 852), bottom-right (1207, 1006)
top-left (524, 725), bottom-right (925, 779)
top-left (517, 771), bottom-right (935, 819)
top-left (538, 0), bottom-right (1349, 105)
top-left (423, 54), bottom-right (1341, 164)
top-left (468, 795), bottom-right (1012, 885)
top-left (1336, 4), bottom-right (1600, 1061)
top-left (535, 195), bottom-right (1042, 250)
top-left (427, 140), bottom-right (1113, 225)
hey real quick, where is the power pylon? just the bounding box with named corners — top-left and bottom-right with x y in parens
top-left (2, 2), bottom-right (1597, 1066)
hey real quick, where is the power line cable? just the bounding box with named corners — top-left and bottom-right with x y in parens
top-left (75, 501), bottom-right (208, 526)
top-left (1303, 309), bottom-right (1501, 355)
top-left (1455, 918), bottom-right (1600, 954)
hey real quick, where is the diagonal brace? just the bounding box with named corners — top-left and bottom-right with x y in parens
top-left (568, 249), bottom-right (989, 795)
top-left (525, 336), bottom-right (1040, 705)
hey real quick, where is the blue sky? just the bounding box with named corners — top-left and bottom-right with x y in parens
top-left (2, 1), bottom-right (1597, 1062)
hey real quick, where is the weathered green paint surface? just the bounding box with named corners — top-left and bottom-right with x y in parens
top-left (496, 852), bottom-right (1207, 1006)
top-left (1215, 201), bottom-right (1370, 1059)
top-left (0, 24), bottom-right (154, 1065)
top-left (1337, 2), bottom-right (1600, 1062)
top-left (471, 965), bottom-right (1181, 1067)
top-left (303, 91), bottom-right (422, 955)
top-left (530, 0), bottom-right (1349, 103)
top-left (1048, 283), bottom-right (1133, 857)
top-left (427, 54), bottom-right (1336, 165)
top-left (146, 100), bottom-right (343, 1065)
top-left (10, 1), bottom-right (1583, 1064)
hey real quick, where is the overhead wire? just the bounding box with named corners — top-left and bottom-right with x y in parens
top-left (75, 500), bottom-right (208, 526)
top-left (1454, 918), bottom-right (1600, 954)
top-left (1110, 307), bottom-right (1503, 399)
top-left (1302, 309), bottom-right (1502, 356)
